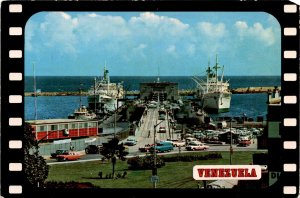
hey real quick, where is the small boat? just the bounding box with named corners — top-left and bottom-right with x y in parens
top-left (68, 105), bottom-right (97, 120)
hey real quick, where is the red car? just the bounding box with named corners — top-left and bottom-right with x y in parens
top-left (238, 140), bottom-right (251, 147)
top-left (139, 144), bottom-right (155, 152)
top-left (56, 151), bottom-right (81, 161)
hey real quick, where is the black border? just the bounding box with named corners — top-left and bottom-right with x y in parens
top-left (1, 1), bottom-right (299, 198)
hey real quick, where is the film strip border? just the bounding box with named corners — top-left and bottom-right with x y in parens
top-left (1, 1), bottom-right (299, 197)
top-left (281, 3), bottom-right (299, 197)
top-left (3, 3), bottom-right (24, 196)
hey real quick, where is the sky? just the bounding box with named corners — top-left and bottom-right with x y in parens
top-left (25, 11), bottom-right (281, 76)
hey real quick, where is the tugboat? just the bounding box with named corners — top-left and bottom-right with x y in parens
top-left (68, 105), bottom-right (97, 120)
top-left (68, 85), bottom-right (97, 120)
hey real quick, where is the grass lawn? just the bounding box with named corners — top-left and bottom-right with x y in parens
top-left (47, 151), bottom-right (265, 188)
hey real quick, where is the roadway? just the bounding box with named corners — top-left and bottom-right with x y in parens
top-left (47, 138), bottom-right (261, 165)
top-left (46, 108), bottom-right (262, 165)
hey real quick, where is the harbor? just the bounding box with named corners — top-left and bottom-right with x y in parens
top-left (26, 61), bottom-right (280, 156)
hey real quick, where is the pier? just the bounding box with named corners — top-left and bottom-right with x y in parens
top-left (25, 86), bottom-right (280, 97)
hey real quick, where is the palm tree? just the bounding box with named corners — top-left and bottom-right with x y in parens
top-left (100, 137), bottom-right (128, 177)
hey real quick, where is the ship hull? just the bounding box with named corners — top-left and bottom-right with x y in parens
top-left (87, 95), bottom-right (123, 114)
top-left (202, 92), bottom-right (231, 113)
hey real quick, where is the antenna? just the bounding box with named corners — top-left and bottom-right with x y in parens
top-left (157, 65), bottom-right (160, 83)
top-left (215, 54), bottom-right (219, 91)
top-left (94, 77), bottom-right (97, 113)
top-left (33, 62), bottom-right (38, 120)
top-left (79, 83), bottom-right (83, 107)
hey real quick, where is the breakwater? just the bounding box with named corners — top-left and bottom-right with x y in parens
top-left (24, 86), bottom-right (281, 97)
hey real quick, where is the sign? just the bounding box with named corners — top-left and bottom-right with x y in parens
top-left (53, 138), bottom-right (71, 144)
top-left (268, 122), bottom-right (280, 138)
top-left (151, 175), bottom-right (159, 183)
top-left (269, 171), bottom-right (281, 186)
top-left (193, 165), bottom-right (262, 180)
top-left (85, 138), bottom-right (96, 143)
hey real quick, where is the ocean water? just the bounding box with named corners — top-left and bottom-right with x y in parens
top-left (25, 76), bottom-right (280, 120)
top-left (25, 76), bottom-right (281, 92)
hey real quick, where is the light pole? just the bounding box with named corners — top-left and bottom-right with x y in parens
top-left (153, 119), bottom-right (164, 189)
top-left (114, 110), bottom-right (116, 138)
top-left (229, 118), bottom-right (233, 165)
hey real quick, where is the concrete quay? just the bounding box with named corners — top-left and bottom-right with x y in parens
top-left (25, 86), bottom-right (281, 97)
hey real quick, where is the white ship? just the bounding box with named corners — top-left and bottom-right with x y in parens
top-left (87, 65), bottom-right (124, 115)
top-left (193, 55), bottom-right (231, 113)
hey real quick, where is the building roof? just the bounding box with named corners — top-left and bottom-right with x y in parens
top-left (26, 119), bottom-right (98, 125)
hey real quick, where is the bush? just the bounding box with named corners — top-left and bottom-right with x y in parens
top-left (127, 155), bottom-right (165, 170)
top-left (45, 181), bottom-right (99, 189)
top-left (162, 153), bottom-right (222, 162)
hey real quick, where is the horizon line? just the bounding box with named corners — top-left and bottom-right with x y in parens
top-left (24, 75), bottom-right (281, 77)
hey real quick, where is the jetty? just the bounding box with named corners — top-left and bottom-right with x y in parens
top-left (25, 86), bottom-right (281, 97)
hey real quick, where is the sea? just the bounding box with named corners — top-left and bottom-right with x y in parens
top-left (25, 76), bottom-right (281, 121)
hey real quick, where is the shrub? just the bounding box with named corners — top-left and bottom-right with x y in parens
top-left (45, 181), bottom-right (99, 188)
top-left (162, 153), bottom-right (222, 162)
top-left (127, 155), bottom-right (165, 170)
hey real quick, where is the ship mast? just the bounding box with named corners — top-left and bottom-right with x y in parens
top-left (206, 60), bottom-right (210, 93)
top-left (79, 83), bottom-right (83, 107)
top-left (33, 63), bottom-right (38, 120)
top-left (215, 55), bottom-right (218, 92)
top-left (221, 65), bottom-right (224, 91)
top-left (214, 54), bottom-right (221, 92)
top-left (94, 77), bottom-right (97, 113)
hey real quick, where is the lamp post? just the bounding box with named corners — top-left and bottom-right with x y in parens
top-left (153, 119), bottom-right (164, 189)
top-left (229, 118), bottom-right (233, 165)
top-left (114, 106), bottom-right (117, 139)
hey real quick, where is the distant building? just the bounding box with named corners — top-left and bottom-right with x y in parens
top-left (139, 81), bottom-right (178, 101)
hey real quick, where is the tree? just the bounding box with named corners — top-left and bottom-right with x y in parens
top-left (100, 137), bottom-right (129, 177)
top-left (24, 123), bottom-right (49, 188)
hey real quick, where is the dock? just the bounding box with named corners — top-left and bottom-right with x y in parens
top-left (25, 86), bottom-right (281, 97)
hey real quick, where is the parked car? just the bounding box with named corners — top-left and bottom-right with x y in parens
top-left (158, 126), bottom-right (166, 133)
top-left (165, 139), bottom-right (185, 147)
top-left (238, 140), bottom-right (251, 147)
top-left (85, 145), bottom-right (103, 154)
top-left (148, 103), bottom-right (157, 108)
top-left (150, 142), bottom-right (173, 153)
top-left (186, 137), bottom-right (197, 143)
top-left (51, 149), bottom-right (69, 158)
top-left (172, 140), bottom-right (186, 147)
top-left (124, 136), bottom-right (137, 146)
top-left (139, 144), bottom-right (155, 152)
top-left (56, 151), bottom-right (81, 161)
top-left (158, 114), bottom-right (165, 120)
top-left (185, 141), bottom-right (209, 151)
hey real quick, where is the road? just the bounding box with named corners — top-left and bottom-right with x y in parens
top-left (46, 108), bottom-right (262, 165)
top-left (47, 139), bottom-right (261, 165)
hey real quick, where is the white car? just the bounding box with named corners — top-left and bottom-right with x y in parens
top-left (186, 137), bottom-right (197, 143)
top-left (186, 141), bottom-right (209, 151)
top-left (124, 136), bottom-right (137, 146)
top-left (171, 140), bottom-right (186, 147)
top-left (164, 139), bottom-right (185, 147)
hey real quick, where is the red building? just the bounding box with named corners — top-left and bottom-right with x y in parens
top-left (26, 119), bottom-right (98, 141)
